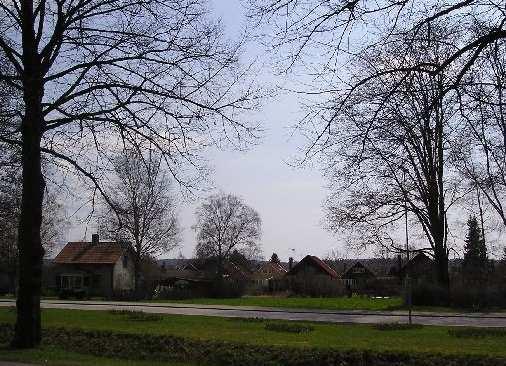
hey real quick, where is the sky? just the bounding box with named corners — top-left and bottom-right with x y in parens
top-left (64, 0), bottom-right (342, 262)
top-left (59, 0), bottom-right (505, 261)
top-left (172, 0), bottom-right (340, 261)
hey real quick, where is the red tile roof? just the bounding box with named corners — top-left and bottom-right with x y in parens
top-left (54, 242), bottom-right (127, 264)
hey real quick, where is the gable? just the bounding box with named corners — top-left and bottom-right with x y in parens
top-left (342, 262), bottom-right (376, 279)
top-left (54, 242), bottom-right (128, 265)
top-left (287, 255), bottom-right (338, 278)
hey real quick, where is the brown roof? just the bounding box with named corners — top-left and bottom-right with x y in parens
top-left (54, 242), bottom-right (128, 264)
top-left (287, 255), bottom-right (339, 278)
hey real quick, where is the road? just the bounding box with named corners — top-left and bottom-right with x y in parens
top-left (1, 299), bottom-right (506, 327)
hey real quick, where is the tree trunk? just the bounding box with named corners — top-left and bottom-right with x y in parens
top-left (12, 112), bottom-right (45, 348)
top-left (134, 252), bottom-right (141, 299)
top-left (434, 247), bottom-right (449, 294)
top-left (12, 0), bottom-right (45, 344)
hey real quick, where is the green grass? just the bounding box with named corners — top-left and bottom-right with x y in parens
top-left (0, 308), bottom-right (505, 357)
top-left (152, 295), bottom-right (403, 311)
top-left (0, 344), bottom-right (195, 366)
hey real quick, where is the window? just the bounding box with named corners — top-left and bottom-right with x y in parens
top-left (60, 275), bottom-right (84, 290)
top-left (123, 255), bottom-right (129, 268)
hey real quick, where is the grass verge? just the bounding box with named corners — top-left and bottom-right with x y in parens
top-left (151, 295), bottom-right (403, 311)
top-left (0, 308), bottom-right (505, 358)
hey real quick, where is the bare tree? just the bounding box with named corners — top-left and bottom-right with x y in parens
top-left (193, 193), bottom-right (262, 277)
top-left (322, 27), bottom-right (463, 289)
top-left (248, 2), bottom-right (505, 288)
top-left (453, 40), bottom-right (506, 230)
top-left (0, 169), bottom-right (67, 292)
top-left (0, 0), bottom-right (259, 347)
top-left (98, 149), bottom-right (180, 296)
top-left (249, 1), bottom-right (505, 84)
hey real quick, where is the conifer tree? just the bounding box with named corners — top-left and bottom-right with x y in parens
top-left (463, 216), bottom-right (488, 282)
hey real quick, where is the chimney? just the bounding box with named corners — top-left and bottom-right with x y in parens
top-left (288, 257), bottom-right (294, 270)
top-left (91, 234), bottom-right (99, 246)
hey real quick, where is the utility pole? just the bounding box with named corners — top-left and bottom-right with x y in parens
top-left (404, 170), bottom-right (412, 325)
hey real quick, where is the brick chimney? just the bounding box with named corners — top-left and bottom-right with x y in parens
top-left (288, 257), bottom-right (294, 270)
top-left (91, 234), bottom-right (99, 246)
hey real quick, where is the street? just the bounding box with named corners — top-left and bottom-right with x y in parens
top-left (2, 299), bottom-right (506, 327)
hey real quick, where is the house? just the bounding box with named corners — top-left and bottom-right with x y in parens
top-left (397, 252), bottom-right (434, 282)
top-left (51, 234), bottom-right (135, 298)
top-left (285, 255), bottom-right (342, 296)
top-left (250, 261), bottom-right (287, 291)
top-left (286, 255), bottom-right (338, 279)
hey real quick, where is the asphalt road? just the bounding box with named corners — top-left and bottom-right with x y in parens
top-left (1, 299), bottom-right (506, 327)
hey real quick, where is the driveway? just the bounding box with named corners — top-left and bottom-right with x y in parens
top-left (1, 299), bottom-right (506, 327)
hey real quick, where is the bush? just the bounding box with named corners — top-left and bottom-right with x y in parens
top-left (449, 328), bottom-right (506, 339)
top-left (228, 317), bottom-right (265, 323)
top-left (373, 323), bottom-right (423, 331)
top-left (264, 322), bottom-right (314, 334)
top-left (108, 309), bottom-right (162, 322)
top-left (410, 282), bottom-right (449, 307)
top-left (285, 275), bottom-right (345, 297)
top-left (209, 279), bottom-right (246, 298)
top-left (410, 280), bottom-right (506, 310)
top-left (0, 323), bottom-right (505, 366)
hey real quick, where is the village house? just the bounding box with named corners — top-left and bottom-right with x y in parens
top-left (51, 234), bottom-right (135, 299)
top-left (285, 255), bottom-right (342, 296)
top-left (250, 261), bottom-right (287, 291)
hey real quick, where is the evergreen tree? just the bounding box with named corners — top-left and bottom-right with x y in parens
top-left (463, 215), bottom-right (488, 282)
top-left (270, 253), bottom-right (281, 264)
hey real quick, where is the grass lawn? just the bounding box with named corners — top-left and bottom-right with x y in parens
top-left (152, 295), bottom-right (404, 311)
top-left (0, 344), bottom-right (196, 366)
top-left (0, 308), bottom-right (505, 358)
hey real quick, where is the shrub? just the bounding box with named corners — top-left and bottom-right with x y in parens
top-left (449, 328), bottom-right (506, 339)
top-left (228, 317), bottom-right (265, 323)
top-left (373, 323), bottom-right (423, 331)
top-left (410, 282), bottom-right (449, 307)
top-left (209, 279), bottom-right (246, 298)
top-left (108, 309), bottom-right (162, 322)
top-left (264, 322), bottom-right (314, 334)
top-left (410, 280), bottom-right (506, 310)
top-left (285, 275), bottom-right (345, 297)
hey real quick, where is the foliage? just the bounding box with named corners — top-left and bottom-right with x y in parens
top-left (462, 216), bottom-right (488, 282)
top-left (264, 322), bottom-right (314, 334)
top-left (411, 281), bottom-right (506, 310)
top-left (209, 279), bottom-right (247, 299)
top-left (285, 275), bottom-right (346, 297)
top-left (270, 253), bottom-right (281, 264)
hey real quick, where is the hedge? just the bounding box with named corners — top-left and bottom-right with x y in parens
top-left (1, 323), bottom-right (505, 366)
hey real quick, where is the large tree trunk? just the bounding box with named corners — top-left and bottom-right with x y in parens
top-left (12, 112), bottom-right (45, 348)
top-left (12, 0), bottom-right (45, 345)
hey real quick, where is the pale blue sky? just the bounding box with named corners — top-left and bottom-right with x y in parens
top-left (64, 0), bottom-right (342, 261)
top-left (174, 0), bottom-right (340, 261)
